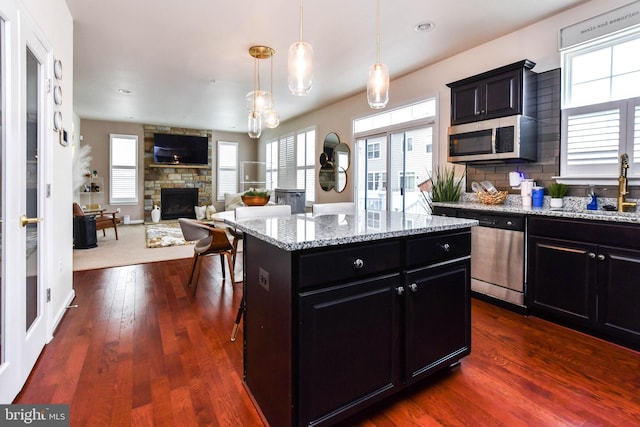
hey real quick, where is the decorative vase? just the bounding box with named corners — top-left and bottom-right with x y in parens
top-left (151, 205), bottom-right (161, 223)
top-left (550, 197), bottom-right (563, 209)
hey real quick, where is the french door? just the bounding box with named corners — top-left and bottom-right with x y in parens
top-left (0, 2), bottom-right (50, 403)
top-left (356, 126), bottom-right (433, 214)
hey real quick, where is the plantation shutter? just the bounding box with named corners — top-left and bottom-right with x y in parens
top-left (110, 134), bottom-right (138, 204)
top-left (217, 141), bottom-right (238, 200)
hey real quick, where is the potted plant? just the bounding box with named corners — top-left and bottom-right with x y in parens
top-left (547, 183), bottom-right (568, 208)
top-left (241, 189), bottom-right (270, 206)
top-left (431, 166), bottom-right (465, 203)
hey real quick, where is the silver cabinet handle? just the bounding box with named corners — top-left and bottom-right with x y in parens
top-left (597, 254), bottom-right (605, 261)
top-left (353, 258), bottom-right (364, 269)
top-left (442, 243), bottom-right (451, 252)
top-left (409, 283), bottom-right (418, 292)
top-left (588, 252), bottom-right (596, 259)
top-left (396, 286), bottom-right (405, 295)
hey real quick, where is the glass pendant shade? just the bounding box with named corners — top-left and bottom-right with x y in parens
top-left (263, 109), bottom-right (280, 128)
top-left (248, 111), bottom-right (262, 139)
top-left (367, 63), bottom-right (389, 109)
top-left (245, 90), bottom-right (273, 113)
top-left (288, 41), bottom-right (313, 96)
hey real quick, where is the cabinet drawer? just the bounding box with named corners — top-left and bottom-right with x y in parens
top-left (406, 231), bottom-right (471, 268)
top-left (298, 241), bottom-right (400, 289)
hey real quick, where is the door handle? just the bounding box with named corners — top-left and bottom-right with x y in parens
top-left (20, 215), bottom-right (42, 227)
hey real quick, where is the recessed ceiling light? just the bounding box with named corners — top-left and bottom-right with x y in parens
top-left (124, 115), bottom-right (134, 119)
top-left (414, 21), bottom-right (435, 32)
top-left (117, 88), bottom-right (133, 94)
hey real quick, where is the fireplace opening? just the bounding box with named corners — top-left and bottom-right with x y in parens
top-left (160, 188), bottom-right (198, 220)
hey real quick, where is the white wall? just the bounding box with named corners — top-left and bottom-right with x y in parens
top-left (21, 0), bottom-right (75, 334)
top-left (261, 0), bottom-right (630, 203)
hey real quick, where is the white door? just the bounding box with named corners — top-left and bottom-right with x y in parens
top-left (0, 2), bottom-right (50, 403)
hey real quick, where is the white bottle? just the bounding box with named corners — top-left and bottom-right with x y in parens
top-left (151, 205), bottom-right (161, 223)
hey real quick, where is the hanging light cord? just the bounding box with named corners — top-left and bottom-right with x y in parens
top-left (270, 54), bottom-right (275, 103)
top-left (299, 0), bottom-right (304, 41)
top-left (376, 0), bottom-right (381, 64)
top-left (252, 57), bottom-right (258, 112)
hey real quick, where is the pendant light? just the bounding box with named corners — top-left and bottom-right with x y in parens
top-left (367, 0), bottom-right (389, 109)
top-left (263, 52), bottom-right (280, 128)
top-left (288, 0), bottom-right (313, 96)
top-left (247, 46), bottom-right (275, 138)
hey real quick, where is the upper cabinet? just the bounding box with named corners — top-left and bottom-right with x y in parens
top-left (447, 60), bottom-right (537, 125)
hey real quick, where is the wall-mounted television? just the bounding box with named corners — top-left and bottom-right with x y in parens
top-left (153, 133), bottom-right (209, 165)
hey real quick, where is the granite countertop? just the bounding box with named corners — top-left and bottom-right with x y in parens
top-left (434, 194), bottom-right (640, 224)
top-left (226, 210), bottom-right (477, 251)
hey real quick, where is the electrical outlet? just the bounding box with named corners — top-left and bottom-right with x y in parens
top-left (258, 267), bottom-right (269, 291)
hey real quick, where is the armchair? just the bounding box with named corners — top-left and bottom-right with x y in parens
top-left (73, 203), bottom-right (121, 240)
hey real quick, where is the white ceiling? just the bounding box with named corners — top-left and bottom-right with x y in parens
top-left (66, 0), bottom-right (590, 133)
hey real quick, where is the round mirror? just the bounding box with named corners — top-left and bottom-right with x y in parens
top-left (335, 166), bottom-right (347, 193)
top-left (335, 142), bottom-right (350, 172)
top-left (323, 132), bottom-right (340, 163)
top-left (319, 152), bottom-right (329, 166)
top-left (319, 163), bottom-right (335, 191)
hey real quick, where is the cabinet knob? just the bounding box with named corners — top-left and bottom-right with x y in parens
top-left (353, 258), bottom-right (364, 269)
top-left (409, 283), bottom-right (418, 293)
top-left (597, 254), bottom-right (606, 261)
top-left (588, 252), bottom-right (596, 259)
top-left (442, 243), bottom-right (451, 252)
top-left (396, 286), bottom-right (405, 296)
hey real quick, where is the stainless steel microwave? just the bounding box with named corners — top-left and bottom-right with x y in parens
top-left (447, 115), bottom-right (537, 163)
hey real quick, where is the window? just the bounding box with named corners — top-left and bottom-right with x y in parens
top-left (266, 139), bottom-right (278, 189)
top-left (355, 98), bottom-right (435, 214)
top-left (401, 136), bottom-right (414, 152)
top-left (297, 129), bottom-right (315, 203)
top-left (399, 172), bottom-right (416, 192)
top-left (217, 141), bottom-right (237, 201)
top-left (367, 142), bottom-right (380, 159)
top-left (268, 127), bottom-right (316, 203)
top-left (354, 99), bottom-right (436, 134)
top-left (110, 134), bottom-right (138, 204)
top-left (560, 26), bottom-right (640, 181)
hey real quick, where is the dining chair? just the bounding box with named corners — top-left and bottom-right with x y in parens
top-left (312, 202), bottom-right (356, 215)
top-left (231, 204), bottom-right (292, 341)
top-left (178, 218), bottom-right (236, 299)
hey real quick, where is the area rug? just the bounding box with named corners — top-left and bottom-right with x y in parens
top-left (145, 222), bottom-right (191, 248)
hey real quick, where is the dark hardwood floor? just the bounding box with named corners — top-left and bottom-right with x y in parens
top-left (15, 256), bottom-right (640, 426)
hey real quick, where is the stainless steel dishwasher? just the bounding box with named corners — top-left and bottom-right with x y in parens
top-left (437, 208), bottom-right (526, 310)
top-left (464, 210), bottom-right (525, 309)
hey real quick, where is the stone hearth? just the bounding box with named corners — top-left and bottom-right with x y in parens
top-left (143, 125), bottom-right (212, 222)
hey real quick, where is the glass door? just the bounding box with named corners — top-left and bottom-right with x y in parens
top-left (356, 126), bottom-right (433, 214)
top-left (23, 43), bottom-right (46, 365)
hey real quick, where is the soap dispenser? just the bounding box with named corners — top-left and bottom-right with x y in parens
top-left (586, 186), bottom-right (598, 210)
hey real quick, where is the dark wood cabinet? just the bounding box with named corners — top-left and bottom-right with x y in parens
top-left (244, 229), bottom-right (472, 427)
top-left (404, 259), bottom-right (470, 385)
top-left (447, 60), bottom-right (536, 125)
top-left (527, 217), bottom-right (640, 350)
top-left (298, 274), bottom-right (400, 425)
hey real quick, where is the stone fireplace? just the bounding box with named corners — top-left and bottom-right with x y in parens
top-left (143, 125), bottom-right (212, 222)
top-left (160, 188), bottom-right (198, 220)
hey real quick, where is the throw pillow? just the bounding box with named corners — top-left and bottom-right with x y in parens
top-left (224, 192), bottom-right (244, 210)
top-left (206, 205), bottom-right (217, 220)
top-left (194, 205), bottom-right (206, 220)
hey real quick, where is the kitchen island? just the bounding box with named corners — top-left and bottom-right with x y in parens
top-left (227, 210), bottom-right (477, 427)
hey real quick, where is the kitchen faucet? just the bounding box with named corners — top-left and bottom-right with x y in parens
top-left (617, 153), bottom-right (637, 212)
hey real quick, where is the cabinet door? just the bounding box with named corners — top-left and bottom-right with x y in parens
top-left (528, 236), bottom-right (597, 324)
top-left (482, 69), bottom-right (522, 120)
top-left (598, 246), bottom-right (640, 342)
top-left (450, 82), bottom-right (482, 125)
top-left (298, 274), bottom-right (400, 427)
top-left (404, 259), bottom-right (470, 385)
